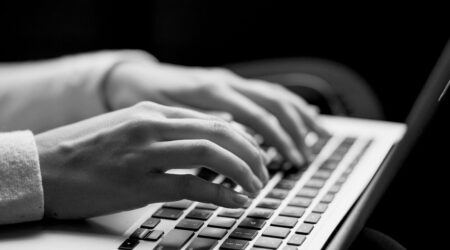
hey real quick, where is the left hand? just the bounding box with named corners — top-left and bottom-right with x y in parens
top-left (104, 62), bottom-right (328, 166)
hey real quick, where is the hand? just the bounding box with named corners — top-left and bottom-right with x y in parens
top-left (105, 62), bottom-right (328, 166)
top-left (36, 102), bottom-right (267, 219)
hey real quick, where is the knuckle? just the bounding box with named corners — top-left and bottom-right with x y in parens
top-left (192, 139), bottom-right (216, 158)
top-left (212, 67), bottom-right (235, 76)
top-left (198, 81), bottom-right (220, 95)
top-left (210, 121), bottom-right (232, 139)
top-left (122, 115), bottom-right (165, 142)
top-left (197, 79), bottom-right (230, 95)
top-left (134, 101), bottom-right (159, 111)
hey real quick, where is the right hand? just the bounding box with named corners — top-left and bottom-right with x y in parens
top-left (36, 101), bottom-right (268, 219)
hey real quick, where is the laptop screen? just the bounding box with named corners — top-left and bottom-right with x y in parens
top-left (393, 39), bottom-right (450, 167)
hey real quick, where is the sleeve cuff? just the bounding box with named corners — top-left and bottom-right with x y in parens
top-left (60, 50), bottom-right (158, 116)
top-left (0, 131), bottom-right (44, 224)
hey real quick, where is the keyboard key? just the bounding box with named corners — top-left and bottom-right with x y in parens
top-left (280, 206), bottom-right (305, 218)
top-left (196, 203), bottom-right (219, 210)
top-left (283, 171), bottom-right (304, 181)
top-left (221, 178), bottom-right (237, 189)
top-left (218, 208), bottom-right (245, 219)
top-left (304, 178), bottom-right (325, 189)
top-left (283, 245), bottom-right (299, 250)
top-left (230, 228), bottom-right (258, 240)
top-left (336, 175), bottom-right (348, 184)
top-left (141, 217), bottom-right (160, 229)
top-left (266, 188), bottom-right (290, 199)
top-left (186, 237), bottom-right (218, 250)
top-left (342, 167), bottom-right (353, 176)
top-left (220, 238), bottom-right (249, 250)
top-left (119, 239), bottom-right (139, 250)
top-left (289, 197), bottom-right (312, 208)
top-left (242, 199), bottom-right (253, 208)
top-left (312, 203), bottom-right (328, 213)
top-left (163, 200), bottom-right (193, 210)
top-left (153, 208), bottom-right (183, 220)
top-left (328, 153), bottom-right (344, 162)
top-left (199, 227), bottom-right (228, 239)
top-left (254, 236), bottom-right (283, 249)
top-left (209, 217), bottom-right (236, 229)
top-left (257, 198), bottom-right (281, 209)
top-left (247, 208), bottom-right (274, 219)
top-left (144, 230), bottom-right (164, 241)
top-left (321, 193), bottom-right (335, 203)
top-left (304, 213), bottom-right (321, 224)
top-left (276, 180), bottom-right (296, 190)
top-left (328, 184), bottom-right (342, 194)
top-left (296, 223), bottom-right (314, 234)
top-left (239, 218), bottom-right (266, 230)
top-left (262, 226), bottom-right (291, 239)
top-left (271, 216), bottom-right (298, 228)
top-left (319, 160), bottom-right (339, 170)
top-left (155, 229), bottom-right (194, 250)
top-left (281, 161), bottom-right (296, 171)
top-left (313, 170), bottom-right (332, 180)
top-left (266, 161), bottom-right (282, 175)
top-left (176, 219), bottom-right (204, 231)
top-left (296, 188), bottom-right (319, 198)
top-left (287, 234), bottom-right (306, 246)
top-left (342, 137), bottom-right (357, 145)
top-left (130, 228), bottom-right (149, 239)
top-left (187, 209), bottom-right (214, 220)
top-left (197, 168), bottom-right (219, 181)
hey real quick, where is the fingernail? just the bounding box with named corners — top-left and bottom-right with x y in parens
top-left (232, 193), bottom-right (250, 206)
top-left (242, 190), bottom-right (259, 199)
top-left (316, 125), bottom-right (331, 137)
top-left (261, 149), bottom-right (271, 165)
top-left (261, 167), bottom-right (270, 185)
top-left (251, 176), bottom-right (263, 193)
top-left (290, 150), bottom-right (305, 167)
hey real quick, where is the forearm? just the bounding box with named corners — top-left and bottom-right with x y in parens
top-left (0, 50), bottom-right (156, 133)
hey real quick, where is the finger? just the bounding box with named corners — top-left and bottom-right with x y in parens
top-left (230, 83), bottom-right (313, 164)
top-left (278, 104), bottom-right (314, 163)
top-left (278, 87), bottom-right (330, 136)
top-left (143, 139), bottom-right (263, 193)
top-left (165, 108), bottom-right (265, 172)
top-left (230, 122), bottom-right (271, 176)
top-left (150, 174), bottom-right (250, 208)
top-left (137, 100), bottom-right (233, 122)
top-left (205, 111), bottom-right (234, 122)
top-left (161, 104), bottom-right (235, 123)
top-left (161, 119), bottom-right (268, 184)
top-left (197, 89), bottom-right (305, 166)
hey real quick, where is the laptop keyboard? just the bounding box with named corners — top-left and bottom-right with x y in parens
top-left (119, 136), bottom-right (373, 250)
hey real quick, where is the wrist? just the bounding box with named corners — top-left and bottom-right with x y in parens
top-left (35, 133), bottom-right (62, 218)
top-left (101, 62), bottom-right (140, 111)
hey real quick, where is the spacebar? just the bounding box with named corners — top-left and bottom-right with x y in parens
top-left (155, 229), bottom-right (194, 250)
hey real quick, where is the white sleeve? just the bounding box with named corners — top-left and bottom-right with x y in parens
top-left (0, 131), bottom-right (43, 224)
top-left (0, 50), bottom-right (157, 133)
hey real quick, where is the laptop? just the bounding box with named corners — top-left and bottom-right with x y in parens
top-left (1, 40), bottom-right (449, 250)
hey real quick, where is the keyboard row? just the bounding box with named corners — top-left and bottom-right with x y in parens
top-left (119, 137), bottom-right (370, 250)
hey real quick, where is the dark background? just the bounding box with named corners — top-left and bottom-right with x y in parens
top-left (1, 1), bottom-right (448, 248)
